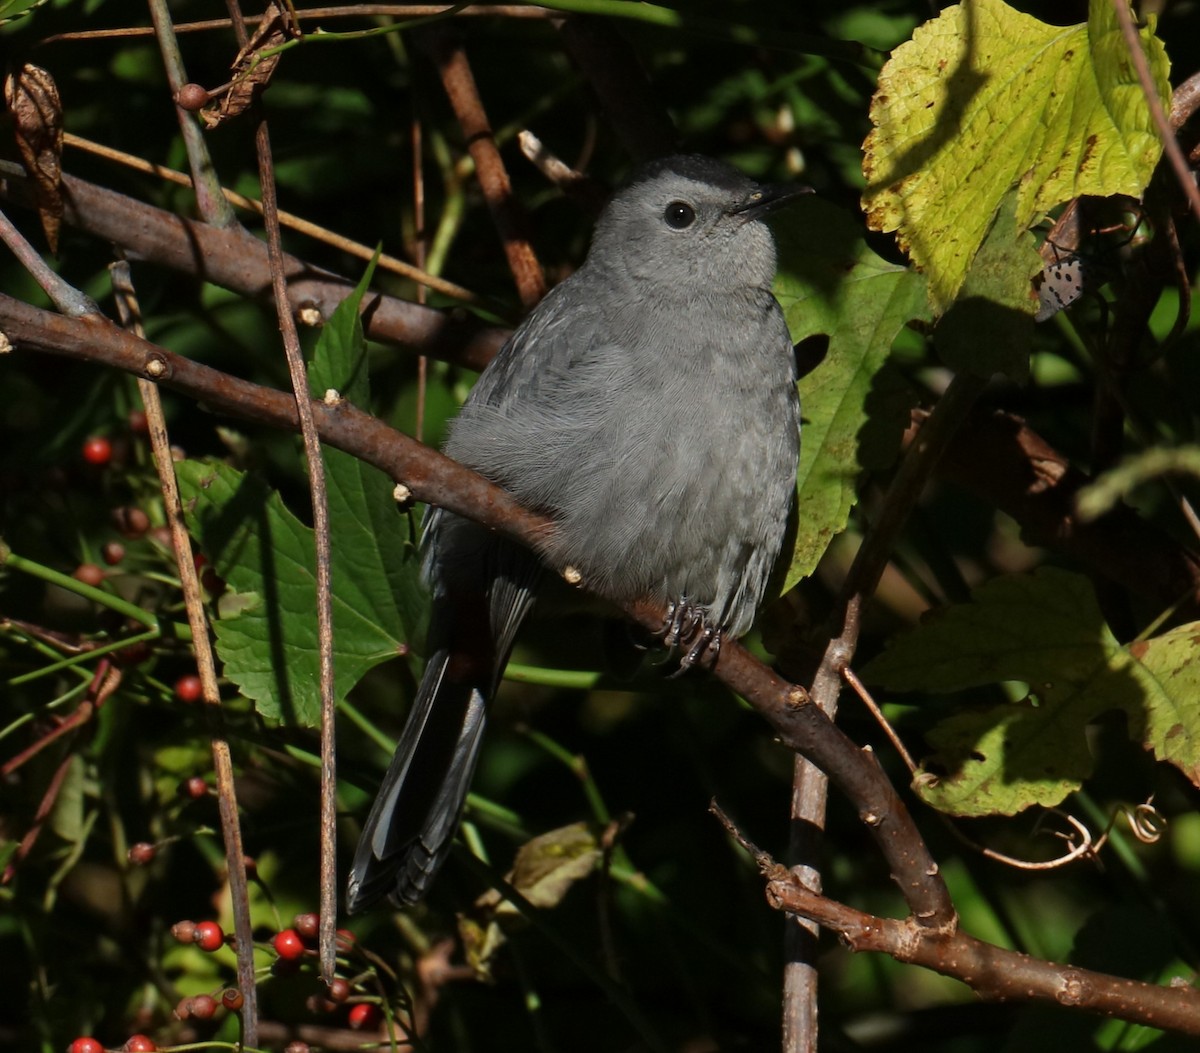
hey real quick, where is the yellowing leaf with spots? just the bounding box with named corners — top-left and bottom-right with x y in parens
top-left (862, 0), bottom-right (1169, 314)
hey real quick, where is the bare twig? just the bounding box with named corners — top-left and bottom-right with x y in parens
top-left (0, 205), bottom-right (95, 316)
top-left (1111, 0), bottom-right (1200, 219)
top-left (63, 134), bottom-right (478, 302)
top-left (107, 256), bottom-right (260, 1041)
top-left (0, 169), bottom-right (508, 368)
top-left (146, 0), bottom-right (238, 227)
top-left (422, 22), bottom-right (546, 308)
top-left (37, 5), bottom-right (555, 44)
top-left (784, 372), bottom-right (986, 1052)
top-left (762, 829), bottom-right (1200, 1034)
top-left (222, 0), bottom-right (341, 984)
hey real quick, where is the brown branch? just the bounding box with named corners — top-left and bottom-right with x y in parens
top-left (783, 372), bottom-right (986, 1050)
top-left (15, 295), bottom-right (1200, 1033)
top-left (0, 170), bottom-right (508, 369)
top-left (422, 23), bottom-right (547, 308)
top-left (1, 294), bottom-right (954, 933)
top-left (36, 5), bottom-right (555, 44)
top-left (765, 863), bottom-right (1200, 1034)
top-left (709, 803), bottom-right (1200, 1035)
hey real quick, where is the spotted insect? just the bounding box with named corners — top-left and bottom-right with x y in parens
top-left (1034, 249), bottom-right (1093, 322)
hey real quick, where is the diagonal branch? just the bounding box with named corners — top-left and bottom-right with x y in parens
top-left (0, 169), bottom-right (507, 369)
top-left (0, 292), bottom-right (953, 931)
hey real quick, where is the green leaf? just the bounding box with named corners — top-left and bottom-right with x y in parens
top-left (177, 263), bottom-right (426, 725)
top-left (862, 0), bottom-right (1170, 314)
top-left (864, 567), bottom-right (1200, 816)
top-left (773, 198), bottom-right (926, 588)
top-left (934, 187), bottom-right (1040, 381)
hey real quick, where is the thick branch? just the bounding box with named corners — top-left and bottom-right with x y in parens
top-left (1, 294), bottom-right (954, 932)
top-left (764, 865), bottom-right (1200, 1035)
top-left (0, 170), bottom-right (507, 369)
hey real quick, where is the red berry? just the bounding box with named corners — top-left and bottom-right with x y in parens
top-left (72, 563), bottom-right (105, 587)
top-left (127, 409), bottom-right (149, 435)
top-left (128, 842), bottom-right (157, 866)
top-left (69, 1039), bottom-right (104, 1053)
top-left (174, 675), bottom-right (203, 703)
top-left (293, 912), bottom-right (319, 940)
top-left (284, 1044), bottom-right (311, 1053)
top-left (82, 436), bottom-right (112, 466)
top-left (171, 919), bottom-right (197, 943)
top-left (189, 993), bottom-right (218, 1020)
top-left (194, 919), bottom-right (224, 952)
top-left (348, 1003), bottom-right (381, 1030)
top-left (101, 541), bottom-right (126, 566)
top-left (124, 1037), bottom-right (156, 1052)
top-left (112, 506), bottom-right (151, 539)
top-left (335, 928), bottom-right (356, 950)
top-left (221, 987), bottom-right (244, 1011)
top-left (273, 928), bottom-right (305, 960)
top-left (177, 83), bottom-right (210, 111)
top-left (328, 977), bottom-right (352, 1002)
top-left (180, 776), bottom-right (209, 799)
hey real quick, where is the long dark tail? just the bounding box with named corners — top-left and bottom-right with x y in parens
top-left (347, 522), bottom-right (541, 911)
top-left (346, 646), bottom-right (489, 910)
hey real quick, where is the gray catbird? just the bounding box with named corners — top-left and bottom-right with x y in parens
top-left (347, 154), bottom-right (805, 911)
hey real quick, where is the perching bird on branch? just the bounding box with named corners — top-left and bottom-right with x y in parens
top-left (348, 154), bottom-right (806, 910)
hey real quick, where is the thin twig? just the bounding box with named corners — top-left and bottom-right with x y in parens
top-left (0, 169), bottom-right (508, 367)
top-left (1110, 0), bottom-right (1200, 219)
top-left (783, 372), bottom-right (986, 1053)
top-left (63, 133), bottom-right (477, 302)
top-left (145, 0), bottom-right (238, 227)
top-left (423, 22), bottom-right (546, 308)
top-left (228, 0), bottom-right (341, 982)
top-left (0, 205), bottom-right (96, 315)
top-left (37, 5), bottom-right (555, 44)
top-left (108, 256), bottom-right (261, 1044)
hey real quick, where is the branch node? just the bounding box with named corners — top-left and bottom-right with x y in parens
top-left (784, 685), bottom-right (809, 708)
top-left (297, 303), bottom-right (323, 326)
top-left (322, 388), bottom-right (342, 406)
top-left (143, 352), bottom-right (171, 379)
top-left (1056, 970), bottom-right (1088, 1006)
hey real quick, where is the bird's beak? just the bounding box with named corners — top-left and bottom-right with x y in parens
top-left (730, 181), bottom-right (814, 222)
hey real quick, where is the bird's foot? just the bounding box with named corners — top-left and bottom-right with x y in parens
top-left (661, 600), bottom-right (722, 675)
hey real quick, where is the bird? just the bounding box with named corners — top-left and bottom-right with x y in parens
top-left (347, 154), bottom-right (806, 911)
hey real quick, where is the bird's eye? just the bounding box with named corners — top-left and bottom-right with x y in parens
top-left (664, 201), bottom-right (696, 229)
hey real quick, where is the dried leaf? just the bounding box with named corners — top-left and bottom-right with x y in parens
top-left (460, 822), bottom-right (604, 976)
top-left (5, 62), bottom-right (63, 253)
top-left (201, 0), bottom-right (299, 128)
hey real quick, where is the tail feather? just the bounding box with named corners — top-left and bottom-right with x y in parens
top-left (347, 649), bottom-right (489, 910)
top-left (348, 521), bottom-right (542, 912)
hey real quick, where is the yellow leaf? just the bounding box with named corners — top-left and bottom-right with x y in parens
top-left (862, 0), bottom-right (1169, 314)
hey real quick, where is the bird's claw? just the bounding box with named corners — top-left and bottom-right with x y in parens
top-left (661, 600), bottom-right (722, 675)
